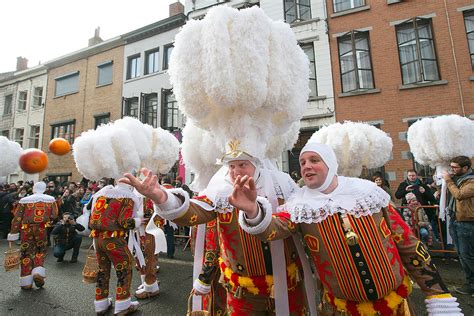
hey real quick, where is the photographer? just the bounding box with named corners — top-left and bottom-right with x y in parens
top-left (51, 213), bottom-right (85, 263)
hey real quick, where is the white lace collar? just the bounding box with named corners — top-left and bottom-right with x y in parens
top-left (19, 193), bottom-right (56, 204)
top-left (282, 177), bottom-right (390, 224)
top-left (93, 184), bottom-right (138, 204)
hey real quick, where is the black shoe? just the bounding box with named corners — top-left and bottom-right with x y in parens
top-left (57, 257), bottom-right (64, 262)
top-left (70, 258), bottom-right (77, 263)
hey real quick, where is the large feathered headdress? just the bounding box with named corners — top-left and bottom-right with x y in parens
top-left (169, 6), bottom-right (308, 162)
top-left (0, 136), bottom-right (23, 177)
top-left (73, 117), bottom-right (179, 180)
top-left (310, 121), bottom-right (393, 177)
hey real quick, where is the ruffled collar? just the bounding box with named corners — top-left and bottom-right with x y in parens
top-left (282, 177), bottom-right (390, 224)
top-left (19, 193), bottom-right (56, 204)
top-left (93, 184), bottom-right (138, 205)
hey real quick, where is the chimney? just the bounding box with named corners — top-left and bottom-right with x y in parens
top-left (16, 57), bottom-right (28, 71)
top-left (88, 27), bottom-right (103, 47)
top-left (169, 1), bottom-right (184, 16)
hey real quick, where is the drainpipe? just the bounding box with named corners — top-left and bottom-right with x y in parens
top-left (443, 0), bottom-right (466, 116)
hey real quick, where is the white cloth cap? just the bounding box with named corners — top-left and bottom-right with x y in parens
top-left (299, 142), bottom-right (338, 192)
top-left (33, 182), bottom-right (46, 194)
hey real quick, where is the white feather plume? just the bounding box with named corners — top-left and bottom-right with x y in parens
top-left (142, 128), bottom-right (180, 174)
top-left (73, 119), bottom-right (179, 180)
top-left (181, 121), bottom-right (222, 192)
top-left (169, 6), bottom-right (308, 160)
top-left (0, 136), bottom-right (23, 176)
top-left (407, 115), bottom-right (474, 167)
top-left (310, 122), bottom-right (393, 177)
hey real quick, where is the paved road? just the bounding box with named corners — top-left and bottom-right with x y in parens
top-left (0, 238), bottom-right (473, 315)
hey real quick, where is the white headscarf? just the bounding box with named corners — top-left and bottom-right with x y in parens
top-left (300, 142), bottom-right (338, 192)
top-left (283, 142), bottom-right (391, 224)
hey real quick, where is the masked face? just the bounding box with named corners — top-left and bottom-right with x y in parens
top-left (228, 160), bottom-right (256, 184)
top-left (299, 152), bottom-right (329, 190)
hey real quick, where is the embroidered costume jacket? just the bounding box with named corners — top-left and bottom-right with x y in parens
top-left (240, 177), bottom-right (450, 315)
top-left (156, 189), bottom-right (304, 299)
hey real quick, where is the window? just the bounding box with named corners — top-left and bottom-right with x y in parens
top-left (127, 54), bottom-right (140, 79)
top-left (1, 130), bottom-right (10, 138)
top-left (338, 30), bottom-right (374, 92)
top-left (464, 10), bottom-right (474, 69)
top-left (14, 128), bottom-right (24, 147)
top-left (97, 61), bottom-right (113, 86)
top-left (3, 94), bottom-right (12, 115)
top-left (123, 97), bottom-right (139, 118)
top-left (94, 113), bottom-right (110, 129)
top-left (55, 72), bottom-right (79, 97)
top-left (284, 0), bottom-right (311, 23)
top-left (301, 43), bottom-right (318, 98)
top-left (333, 0), bottom-right (365, 13)
top-left (162, 90), bottom-right (184, 131)
top-left (32, 86), bottom-right (43, 107)
top-left (142, 93), bottom-right (158, 128)
top-left (29, 125), bottom-right (40, 148)
top-left (396, 18), bottom-right (439, 85)
top-left (145, 48), bottom-right (160, 75)
top-left (163, 44), bottom-right (174, 70)
top-left (18, 91), bottom-right (27, 111)
top-left (51, 120), bottom-right (75, 143)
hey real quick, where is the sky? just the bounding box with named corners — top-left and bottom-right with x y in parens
top-left (0, 0), bottom-right (179, 73)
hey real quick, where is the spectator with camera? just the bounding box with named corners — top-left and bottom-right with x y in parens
top-left (51, 212), bottom-right (85, 263)
top-left (396, 169), bottom-right (437, 216)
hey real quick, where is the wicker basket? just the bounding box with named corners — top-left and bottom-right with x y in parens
top-left (82, 245), bottom-right (99, 284)
top-left (4, 243), bottom-right (20, 272)
top-left (187, 291), bottom-right (210, 316)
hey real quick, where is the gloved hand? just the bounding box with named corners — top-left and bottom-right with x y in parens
top-left (193, 278), bottom-right (211, 296)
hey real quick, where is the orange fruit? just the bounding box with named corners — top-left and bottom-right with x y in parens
top-left (19, 149), bottom-right (48, 174)
top-left (48, 138), bottom-right (71, 156)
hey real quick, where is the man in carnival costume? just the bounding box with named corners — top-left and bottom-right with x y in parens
top-left (121, 141), bottom-right (316, 315)
top-left (133, 193), bottom-right (164, 299)
top-left (8, 181), bottom-right (58, 289)
top-left (89, 182), bottom-right (143, 315)
top-left (237, 142), bottom-right (463, 316)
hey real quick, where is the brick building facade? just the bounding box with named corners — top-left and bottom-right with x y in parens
top-left (326, 0), bottom-right (474, 186)
top-left (41, 39), bottom-right (124, 183)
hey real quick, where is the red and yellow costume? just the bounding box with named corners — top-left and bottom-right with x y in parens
top-left (8, 182), bottom-right (58, 289)
top-left (155, 178), bottom-right (312, 315)
top-left (241, 176), bottom-right (456, 316)
top-left (134, 197), bottom-right (163, 299)
top-left (89, 184), bottom-right (141, 314)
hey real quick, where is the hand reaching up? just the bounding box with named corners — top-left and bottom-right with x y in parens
top-left (119, 168), bottom-right (167, 205)
top-left (229, 175), bottom-right (258, 219)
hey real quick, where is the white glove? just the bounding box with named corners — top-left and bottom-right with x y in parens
top-left (425, 296), bottom-right (463, 315)
top-left (193, 279), bottom-right (211, 295)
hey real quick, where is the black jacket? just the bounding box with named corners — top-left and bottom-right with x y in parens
top-left (395, 180), bottom-right (437, 206)
top-left (52, 222), bottom-right (85, 245)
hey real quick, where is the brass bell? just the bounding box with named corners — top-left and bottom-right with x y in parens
top-left (345, 230), bottom-right (359, 246)
top-left (234, 286), bottom-right (243, 299)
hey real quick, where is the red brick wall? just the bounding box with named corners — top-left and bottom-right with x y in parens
top-left (326, 0), bottom-right (474, 188)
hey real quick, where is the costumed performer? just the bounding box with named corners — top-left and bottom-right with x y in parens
top-left (238, 142), bottom-right (463, 316)
top-left (8, 181), bottom-right (58, 289)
